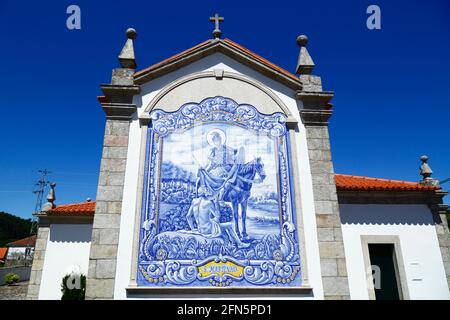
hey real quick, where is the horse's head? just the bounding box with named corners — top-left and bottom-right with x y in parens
top-left (255, 157), bottom-right (266, 181)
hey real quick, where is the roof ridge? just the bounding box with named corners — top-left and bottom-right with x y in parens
top-left (133, 38), bottom-right (302, 88)
top-left (335, 173), bottom-right (419, 185)
top-left (134, 39), bottom-right (212, 77)
top-left (222, 38), bottom-right (299, 81)
top-left (52, 200), bottom-right (96, 208)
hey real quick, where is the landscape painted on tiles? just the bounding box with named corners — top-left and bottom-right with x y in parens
top-left (137, 96), bottom-right (301, 288)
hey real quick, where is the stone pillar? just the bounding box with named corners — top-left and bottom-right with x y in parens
top-left (85, 28), bottom-right (139, 299)
top-left (302, 121), bottom-right (350, 299)
top-left (27, 226), bottom-right (49, 299)
top-left (295, 34), bottom-right (350, 299)
top-left (85, 120), bottom-right (132, 299)
top-left (432, 201), bottom-right (450, 290)
top-left (419, 156), bottom-right (450, 291)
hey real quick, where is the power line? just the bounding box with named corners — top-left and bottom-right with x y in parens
top-left (30, 169), bottom-right (51, 235)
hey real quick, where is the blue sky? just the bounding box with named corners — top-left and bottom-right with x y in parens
top-left (0, 0), bottom-right (449, 218)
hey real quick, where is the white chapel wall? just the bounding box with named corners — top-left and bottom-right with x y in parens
top-left (39, 224), bottom-right (92, 300)
top-left (340, 204), bottom-right (450, 300)
top-left (114, 53), bottom-right (324, 299)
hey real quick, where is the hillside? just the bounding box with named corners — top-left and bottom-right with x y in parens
top-left (0, 212), bottom-right (32, 246)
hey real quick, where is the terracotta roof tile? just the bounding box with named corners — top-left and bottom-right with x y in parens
top-left (0, 248), bottom-right (8, 260)
top-left (335, 174), bottom-right (439, 192)
top-left (134, 40), bottom-right (211, 77)
top-left (222, 38), bottom-right (300, 82)
top-left (6, 235), bottom-right (36, 247)
top-left (48, 201), bottom-right (96, 216)
top-left (133, 38), bottom-right (301, 85)
top-left (43, 175), bottom-right (437, 220)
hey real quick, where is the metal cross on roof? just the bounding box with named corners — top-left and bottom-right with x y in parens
top-left (209, 13), bottom-right (224, 39)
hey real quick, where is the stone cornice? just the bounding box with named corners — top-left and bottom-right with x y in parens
top-left (296, 91), bottom-right (334, 109)
top-left (101, 102), bottom-right (137, 120)
top-left (299, 109), bottom-right (333, 126)
top-left (100, 84), bottom-right (140, 120)
top-left (100, 84), bottom-right (140, 102)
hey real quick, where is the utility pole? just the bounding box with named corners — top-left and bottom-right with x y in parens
top-left (30, 169), bottom-right (51, 235)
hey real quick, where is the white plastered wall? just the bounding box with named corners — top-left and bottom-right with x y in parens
top-left (114, 53), bottom-right (323, 299)
top-left (340, 204), bottom-right (450, 300)
top-left (39, 224), bottom-right (92, 300)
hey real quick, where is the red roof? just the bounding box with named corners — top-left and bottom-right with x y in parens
top-left (335, 174), bottom-right (439, 192)
top-left (0, 248), bottom-right (8, 260)
top-left (222, 38), bottom-right (300, 82)
top-left (134, 39), bottom-right (211, 78)
top-left (6, 235), bottom-right (36, 247)
top-left (48, 201), bottom-right (96, 216)
top-left (42, 175), bottom-right (438, 219)
top-left (133, 38), bottom-right (301, 87)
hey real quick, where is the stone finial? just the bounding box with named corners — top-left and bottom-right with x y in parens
top-left (296, 35), bottom-right (315, 75)
top-left (419, 155), bottom-right (440, 187)
top-left (42, 183), bottom-right (56, 211)
top-left (118, 28), bottom-right (137, 69)
top-left (420, 155), bottom-right (433, 179)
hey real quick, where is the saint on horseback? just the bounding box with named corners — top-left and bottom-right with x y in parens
top-left (195, 128), bottom-right (267, 240)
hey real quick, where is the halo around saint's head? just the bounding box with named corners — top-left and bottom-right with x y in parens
top-left (207, 128), bottom-right (226, 147)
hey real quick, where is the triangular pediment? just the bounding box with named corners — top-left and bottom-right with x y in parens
top-left (134, 38), bottom-right (302, 90)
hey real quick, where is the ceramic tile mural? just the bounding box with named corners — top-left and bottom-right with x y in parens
top-left (137, 96), bottom-right (301, 288)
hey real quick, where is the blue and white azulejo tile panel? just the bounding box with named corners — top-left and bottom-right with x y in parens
top-left (137, 96), bottom-right (301, 288)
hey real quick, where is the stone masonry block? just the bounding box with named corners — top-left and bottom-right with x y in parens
top-left (107, 201), bottom-right (123, 214)
top-left (92, 214), bottom-right (121, 229)
top-left (104, 120), bottom-right (130, 136)
top-left (33, 250), bottom-right (45, 260)
top-left (312, 173), bottom-right (335, 186)
top-left (96, 259), bottom-right (117, 279)
top-left (103, 146), bottom-right (128, 159)
top-left (29, 270), bottom-right (37, 284)
top-left (437, 234), bottom-right (450, 247)
top-left (31, 258), bottom-right (45, 270)
top-left (444, 261), bottom-right (450, 276)
top-left (95, 201), bottom-right (108, 214)
top-left (314, 184), bottom-right (338, 201)
top-left (314, 201), bottom-right (333, 215)
top-left (440, 246), bottom-right (450, 262)
top-left (322, 277), bottom-right (350, 296)
top-left (104, 135), bottom-right (128, 147)
top-left (27, 284), bottom-right (40, 298)
top-left (96, 186), bottom-right (125, 202)
top-left (100, 158), bottom-right (127, 172)
top-left (337, 258), bottom-right (348, 277)
top-left (307, 138), bottom-right (327, 150)
top-left (88, 260), bottom-right (97, 278)
top-left (86, 279), bottom-right (115, 299)
top-left (333, 228), bottom-right (343, 242)
top-left (34, 239), bottom-right (48, 251)
top-left (99, 228), bottom-right (120, 245)
top-left (320, 259), bottom-right (338, 276)
top-left (91, 229), bottom-right (100, 244)
top-left (89, 245), bottom-right (118, 259)
top-left (317, 228), bottom-right (334, 241)
top-left (316, 214), bottom-right (341, 228)
top-left (108, 172), bottom-right (125, 186)
top-left (319, 242), bottom-right (345, 259)
top-left (305, 126), bottom-right (329, 140)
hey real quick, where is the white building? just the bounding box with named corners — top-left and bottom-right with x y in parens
top-left (27, 24), bottom-right (449, 300)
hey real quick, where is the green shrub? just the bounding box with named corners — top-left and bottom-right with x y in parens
top-left (61, 273), bottom-right (86, 300)
top-left (4, 273), bottom-right (20, 285)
